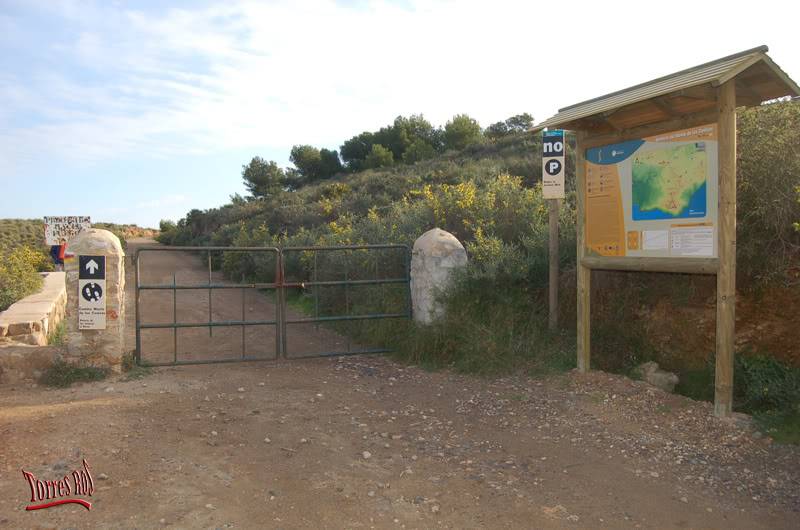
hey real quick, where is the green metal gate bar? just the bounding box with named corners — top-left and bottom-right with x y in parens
top-left (279, 244), bottom-right (411, 358)
top-left (135, 246), bottom-right (281, 366)
top-left (134, 244), bottom-right (410, 366)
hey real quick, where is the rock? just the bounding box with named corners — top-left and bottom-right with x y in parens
top-left (635, 361), bottom-right (679, 393)
top-left (410, 228), bottom-right (468, 324)
top-left (97, 473), bottom-right (109, 480)
top-left (264, 437), bottom-right (271, 443)
top-left (362, 451), bottom-right (372, 459)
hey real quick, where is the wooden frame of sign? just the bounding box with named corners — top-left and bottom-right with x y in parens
top-left (536, 47), bottom-right (800, 417)
top-left (576, 87), bottom-right (736, 416)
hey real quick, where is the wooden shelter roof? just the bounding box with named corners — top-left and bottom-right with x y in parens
top-left (535, 45), bottom-right (800, 134)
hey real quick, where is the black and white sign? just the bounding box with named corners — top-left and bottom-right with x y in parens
top-left (79, 255), bottom-right (106, 280)
top-left (44, 216), bottom-right (91, 245)
top-left (542, 130), bottom-right (566, 199)
top-left (78, 255), bottom-right (106, 330)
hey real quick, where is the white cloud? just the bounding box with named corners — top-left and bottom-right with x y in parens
top-left (1, 0), bottom-right (799, 175)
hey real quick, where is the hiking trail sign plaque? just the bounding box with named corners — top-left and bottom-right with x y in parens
top-left (78, 255), bottom-right (106, 330)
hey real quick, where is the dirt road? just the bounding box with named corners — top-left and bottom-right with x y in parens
top-left (0, 241), bottom-right (798, 529)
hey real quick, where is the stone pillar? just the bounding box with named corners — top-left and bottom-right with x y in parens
top-left (410, 228), bottom-right (467, 325)
top-left (65, 229), bottom-right (125, 371)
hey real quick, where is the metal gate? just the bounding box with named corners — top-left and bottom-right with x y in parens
top-left (134, 245), bottom-right (410, 366)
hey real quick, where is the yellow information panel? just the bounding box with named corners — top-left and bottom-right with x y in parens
top-left (585, 124), bottom-right (718, 258)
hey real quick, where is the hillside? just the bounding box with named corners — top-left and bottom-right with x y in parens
top-left (0, 219), bottom-right (157, 256)
top-left (158, 131), bottom-right (544, 248)
top-left (160, 101), bottom-right (800, 289)
top-left (0, 219), bottom-right (45, 254)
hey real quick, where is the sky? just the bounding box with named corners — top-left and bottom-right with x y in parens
top-left (1, 0), bottom-right (798, 228)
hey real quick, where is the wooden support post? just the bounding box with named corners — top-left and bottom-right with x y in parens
top-left (575, 133), bottom-right (591, 372)
top-left (548, 198), bottom-right (559, 332)
top-left (715, 80), bottom-right (737, 417)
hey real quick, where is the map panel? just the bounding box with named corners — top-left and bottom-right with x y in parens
top-left (632, 143), bottom-right (707, 220)
top-left (584, 124), bottom-right (718, 259)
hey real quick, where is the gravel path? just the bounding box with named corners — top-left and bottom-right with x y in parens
top-left (0, 356), bottom-right (797, 529)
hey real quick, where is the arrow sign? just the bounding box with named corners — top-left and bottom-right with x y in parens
top-left (85, 259), bottom-right (99, 274)
top-left (78, 255), bottom-right (105, 280)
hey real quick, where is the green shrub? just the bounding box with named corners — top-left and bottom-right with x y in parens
top-left (444, 114), bottom-right (483, 150)
top-left (672, 353), bottom-right (800, 444)
top-left (0, 246), bottom-right (45, 311)
top-left (754, 410), bottom-right (800, 445)
top-left (364, 144), bottom-right (394, 169)
top-left (48, 321), bottom-right (67, 346)
top-left (388, 274), bottom-right (574, 376)
top-left (734, 352), bottom-right (800, 412)
top-left (674, 352), bottom-right (800, 415)
top-left (737, 100), bottom-right (800, 286)
top-left (40, 360), bottom-right (109, 388)
top-left (121, 351), bottom-right (152, 380)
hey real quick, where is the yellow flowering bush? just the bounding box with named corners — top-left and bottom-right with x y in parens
top-left (0, 246), bottom-right (46, 311)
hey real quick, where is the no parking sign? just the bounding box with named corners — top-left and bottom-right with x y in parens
top-left (542, 130), bottom-right (565, 199)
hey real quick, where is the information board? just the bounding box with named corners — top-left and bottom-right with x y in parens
top-left (584, 124), bottom-right (718, 258)
top-left (44, 216), bottom-right (91, 245)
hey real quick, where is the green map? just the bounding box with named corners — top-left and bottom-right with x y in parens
top-left (631, 143), bottom-right (707, 220)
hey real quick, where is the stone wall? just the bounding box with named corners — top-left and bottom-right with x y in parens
top-left (0, 272), bottom-right (66, 346)
top-left (410, 228), bottom-right (468, 324)
top-left (0, 345), bottom-right (60, 384)
top-left (0, 272), bottom-right (66, 384)
top-left (64, 229), bottom-right (126, 371)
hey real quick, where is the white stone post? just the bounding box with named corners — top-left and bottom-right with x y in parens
top-left (64, 229), bottom-right (125, 371)
top-left (410, 228), bottom-right (467, 325)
